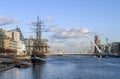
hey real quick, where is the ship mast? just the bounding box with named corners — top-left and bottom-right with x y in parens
top-left (36, 16), bottom-right (42, 42)
top-left (32, 16), bottom-right (47, 57)
top-left (31, 16), bottom-right (47, 62)
top-left (32, 16), bottom-right (43, 55)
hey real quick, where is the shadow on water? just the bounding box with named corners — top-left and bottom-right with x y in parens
top-left (32, 62), bottom-right (45, 79)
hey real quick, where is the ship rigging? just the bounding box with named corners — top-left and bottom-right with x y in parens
top-left (31, 16), bottom-right (48, 63)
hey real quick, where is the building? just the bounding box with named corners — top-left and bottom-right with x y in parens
top-left (10, 26), bottom-right (27, 55)
top-left (17, 41), bottom-right (26, 55)
top-left (111, 42), bottom-right (120, 55)
top-left (99, 45), bottom-right (105, 53)
top-left (10, 26), bottom-right (25, 43)
top-left (25, 37), bottom-right (35, 55)
top-left (12, 31), bottom-right (20, 41)
top-left (0, 28), bottom-right (17, 56)
top-left (94, 35), bottom-right (101, 53)
top-left (4, 30), bottom-right (20, 41)
top-left (4, 39), bottom-right (17, 50)
top-left (0, 27), bottom-right (26, 56)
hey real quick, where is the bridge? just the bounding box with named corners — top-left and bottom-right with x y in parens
top-left (45, 53), bottom-right (120, 58)
top-left (45, 53), bottom-right (84, 56)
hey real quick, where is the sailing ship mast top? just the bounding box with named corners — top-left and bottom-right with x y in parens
top-left (36, 16), bottom-right (43, 42)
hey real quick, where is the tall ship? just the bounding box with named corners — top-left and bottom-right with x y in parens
top-left (31, 16), bottom-right (48, 63)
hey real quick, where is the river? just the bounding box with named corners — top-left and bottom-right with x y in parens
top-left (0, 55), bottom-right (120, 79)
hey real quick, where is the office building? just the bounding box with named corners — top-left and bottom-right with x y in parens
top-left (111, 42), bottom-right (120, 55)
top-left (94, 35), bottom-right (101, 53)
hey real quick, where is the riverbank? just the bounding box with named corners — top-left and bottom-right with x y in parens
top-left (0, 64), bottom-right (15, 72)
top-left (0, 55), bottom-right (31, 72)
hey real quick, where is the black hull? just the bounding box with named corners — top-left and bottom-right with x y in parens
top-left (95, 54), bottom-right (106, 58)
top-left (32, 59), bottom-right (45, 64)
top-left (31, 55), bottom-right (46, 64)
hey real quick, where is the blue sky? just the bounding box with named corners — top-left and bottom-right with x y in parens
top-left (0, 0), bottom-right (120, 53)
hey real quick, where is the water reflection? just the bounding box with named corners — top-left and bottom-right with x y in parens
top-left (32, 62), bottom-right (45, 79)
top-left (0, 55), bottom-right (120, 79)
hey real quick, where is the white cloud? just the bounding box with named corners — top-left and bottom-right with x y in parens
top-left (0, 16), bottom-right (18, 26)
top-left (28, 22), bottom-right (36, 26)
top-left (81, 28), bottom-right (89, 34)
top-left (45, 16), bottom-right (53, 22)
top-left (49, 40), bottom-right (89, 53)
top-left (47, 26), bottom-right (66, 33)
top-left (47, 26), bottom-right (90, 39)
top-left (47, 27), bottom-right (91, 53)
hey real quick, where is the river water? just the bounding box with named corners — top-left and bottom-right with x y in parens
top-left (0, 55), bottom-right (120, 79)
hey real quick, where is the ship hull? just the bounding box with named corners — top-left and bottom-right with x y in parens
top-left (31, 55), bottom-right (46, 64)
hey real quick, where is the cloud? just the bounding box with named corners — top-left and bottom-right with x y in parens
top-left (47, 26), bottom-right (66, 33)
top-left (47, 27), bottom-right (91, 53)
top-left (28, 22), bottom-right (36, 26)
top-left (28, 16), bottom-right (54, 26)
top-left (0, 16), bottom-right (18, 26)
top-left (65, 41), bottom-right (88, 52)
top-left (47, 26), bottom-right (90, 39)
top-left (66, 41), bottom-right (85, 47)
top-left (49, 40), bottom-right (89, 53)
top-left (45, 16), bottom-right (53, 22)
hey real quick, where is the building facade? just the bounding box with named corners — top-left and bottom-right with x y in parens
top-left (0, 27), bottom-right (26, 56)
top-left (0, 28), bottom-right (17, 55)
top-left (25, 38), bottom-right (35, 55)
top-left (17, 41), bottom-right (26, 55)
top-left (10, 26), bottom-right (27, 55)
top-left (94, 35), bottom-right (101, 53)
top-left (111, 42), bottom-right (120, 55)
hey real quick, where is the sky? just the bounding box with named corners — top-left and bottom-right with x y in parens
top-left (0, 0), bottom-right (120, 53)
